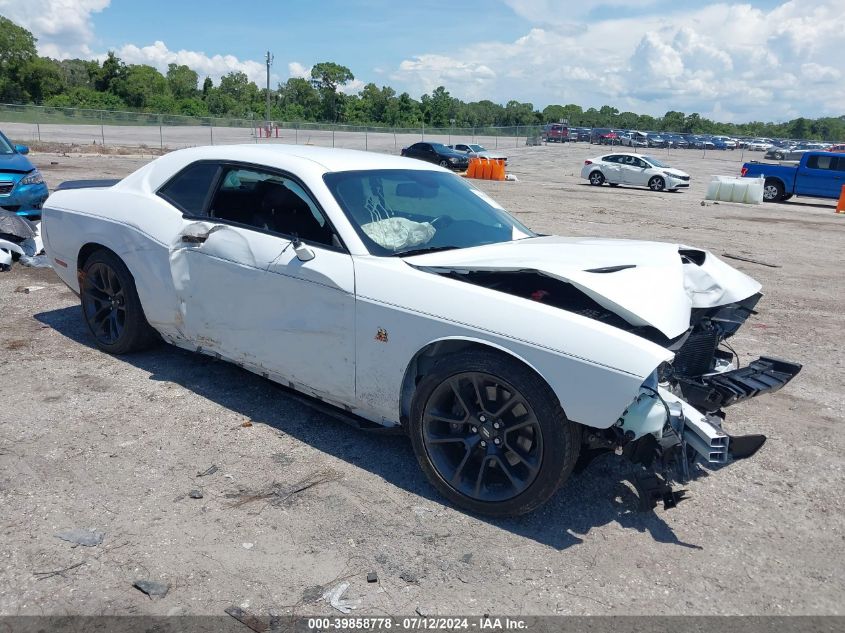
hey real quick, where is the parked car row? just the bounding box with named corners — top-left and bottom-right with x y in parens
top-left (536, 125), bottom-right (842, 155)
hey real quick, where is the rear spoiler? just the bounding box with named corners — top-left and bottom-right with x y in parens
top-left (55, 179), bottom-right (121, 191)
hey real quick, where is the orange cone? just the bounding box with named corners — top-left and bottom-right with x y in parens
top-left (836, 184), bottom-right (845, 213)
top-left (493, 159), bottom-right (506, 180)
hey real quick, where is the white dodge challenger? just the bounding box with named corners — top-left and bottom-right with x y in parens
top-left (42, 145), bottom-right (800, 516)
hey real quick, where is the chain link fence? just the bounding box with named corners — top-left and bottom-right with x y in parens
top-left (0, 103), bottom-right (545, 154)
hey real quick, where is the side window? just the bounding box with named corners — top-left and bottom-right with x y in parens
top-left (208, 167), bottom-right (336, 247)
top-left (634, 158), bottom-right (648, 168)
top-left (158, 162), bottom-right (220, 214)
top-left (835, 157), bottom-right (845, 172)
top-left (807, 155), bottom-right (833, 170)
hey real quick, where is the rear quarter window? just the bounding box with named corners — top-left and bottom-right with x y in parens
top-left (158, 162), bottom-right (220, 214)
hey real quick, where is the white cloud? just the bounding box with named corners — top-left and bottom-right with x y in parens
top-left (113, 41), bottom-right (279, 87)
top-left (0, 0), bottom-right (110, 58)
top-left (392, 55), bottom-right (497, 99)
top-left (391, 1), bottom-right (845, 121)
top-left (502, 0), bottom-right (659, 25)
top-left (288, 62), bottom-right (312, 79)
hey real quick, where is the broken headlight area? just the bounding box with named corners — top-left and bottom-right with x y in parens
top-left (583, 293), bottom-right (802, 511)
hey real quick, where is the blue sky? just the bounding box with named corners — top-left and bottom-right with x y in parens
top-left (2, 0), bottom-right (843, 122)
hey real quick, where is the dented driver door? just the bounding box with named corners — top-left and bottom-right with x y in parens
top-left (169, 220), bottom-right (356, 404)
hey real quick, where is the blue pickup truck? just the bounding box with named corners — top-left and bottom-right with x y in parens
top-left (741, 151), bottom-right (845, 202)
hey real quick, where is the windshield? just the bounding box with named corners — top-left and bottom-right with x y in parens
top-left (324, 169), bottom-right (535, 256)
top-left (643, 156), bottom-right (670, 168)
top-left (0, 132), bottom-right (14, 155)
top-left (468, 144), bottom-right (485, 152)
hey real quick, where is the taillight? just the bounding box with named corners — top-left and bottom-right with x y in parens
top-left (740, 166), bottom-right (748, 177)
top-left (584, 160), bottom-right (592, 165)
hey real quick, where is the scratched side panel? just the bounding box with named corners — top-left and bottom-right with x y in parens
top-left (42, 189), bottom-right (186, 338)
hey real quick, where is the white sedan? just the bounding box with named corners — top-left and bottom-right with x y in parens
top-left (581, 153), bottom-right (691, 192)
top-left (448, 143), bottom-right (507, 162)
top-left (42, 145), bottom-right (799, 516)
top-left (747, 139), bottom-right (773, 151)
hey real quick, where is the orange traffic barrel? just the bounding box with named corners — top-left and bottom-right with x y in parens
top-left (481, 158), bottom-right (493, 179)
top-left (467, 157), bottom-right (479, 178)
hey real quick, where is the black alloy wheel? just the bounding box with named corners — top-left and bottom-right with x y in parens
top-left (80, 249), bottom-right (158, 354)
top-left (409, 350), bottom-right (580, 516)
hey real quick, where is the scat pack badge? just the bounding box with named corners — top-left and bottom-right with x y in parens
top-left (375, 327), bottom-right (388, 343)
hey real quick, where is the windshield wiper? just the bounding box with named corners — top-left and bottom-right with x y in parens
top-left (393, 245), bottom-right (459, 257)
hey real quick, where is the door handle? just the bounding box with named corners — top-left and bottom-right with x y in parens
top-left (181, 234), bottom-right (208, 244)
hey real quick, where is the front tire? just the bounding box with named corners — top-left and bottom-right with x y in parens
top-left (439, 160), bottom-right (448, 167)
top-left (648, 176), bottom-right (665, 191)
top-left (80, 249), bottom-right (158, 354)
top-left (588, 171), bottom-right (605, 186)
top-left (409, 349), bottom-right (580, 517)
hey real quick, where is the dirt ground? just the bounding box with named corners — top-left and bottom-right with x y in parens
top-left (1, 142), bottom-right (843, 618)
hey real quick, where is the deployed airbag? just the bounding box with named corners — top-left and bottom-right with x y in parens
top-left (362, 217), bottom-right (435, 251)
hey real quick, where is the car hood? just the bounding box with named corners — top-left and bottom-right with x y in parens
top-left (0, 153), bottom-right (35, 174)
top-left (405, 235), bottom-right (761, 339)
top-left (662, 168), bottom-right (689, 178)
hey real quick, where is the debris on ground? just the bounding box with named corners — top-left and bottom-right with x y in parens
top-left (188, 489), bottom-right (204, 499)
top-left (366, 572), bottom-right (378, 583)
top-left (14, 285), bottom-right (44, 293)
top-left (54, 528), bottom-right (104, 547)
top-left (241, 420), bottom-right (253, 428)
top-left (722, 253), bottom-right (782, 268)
top-left (0, 210), bottom-right (37, 240)
top-left (301, 585), bottom-right (324, 603)
top-left (225, 606), bottom-right (269, 632)
top-left (33, 561), bottom-right (85, 580)
top-left (197, 464), bottom-right (218, 477)
top-left (242, 542), bottom-right (254, 550)
top-left (229, 469), bottom-right (341, 510)
top-left (18, 254), bottom-right (50, 268)
top-left (133, 579), bottom-right (170, 599)
top-left (321, 581), bottom-right (362, 614)
top-left (0, 238), bottom-right (23, 271)
top-left (400, 571), bottom-right (420, 584)
top-left (416, 606), bottom-right (431, 617)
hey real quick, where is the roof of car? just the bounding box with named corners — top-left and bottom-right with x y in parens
top-left (118, 144), bottom-right (439, 193)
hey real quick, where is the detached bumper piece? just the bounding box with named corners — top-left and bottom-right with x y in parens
top-left (678, 356), bottom-right (802, 412)
top-left (634, 471), bottom-right (688, 512)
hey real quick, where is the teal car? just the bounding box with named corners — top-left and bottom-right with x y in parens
top-left (0, 130), bottom-right (49, 219)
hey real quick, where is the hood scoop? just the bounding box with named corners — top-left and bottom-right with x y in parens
top-left (584, 264), bottom-right (637, 274)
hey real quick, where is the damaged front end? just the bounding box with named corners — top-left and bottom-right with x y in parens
top-left (411, 242), bottom-right (802, 510)
top-left (598, 295), bottom-right (802, 510)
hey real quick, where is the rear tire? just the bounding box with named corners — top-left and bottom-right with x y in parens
top-left (763, 179), bottom-right (784, 202)
top-left (409, 349), bottom-right (580, 517)
top-left (589, 171), bottom-right (605, 186)
top-left (80, 249), bottom-right (158, 354)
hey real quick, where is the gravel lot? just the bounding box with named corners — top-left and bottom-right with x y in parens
top-left (1, 141), bottom-right (843, 618)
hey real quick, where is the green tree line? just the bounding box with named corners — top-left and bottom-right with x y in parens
top-left (1, 15), bottom-right (843, 140)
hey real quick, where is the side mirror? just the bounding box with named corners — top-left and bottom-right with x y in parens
top-left (292, 237), bottom-right (315, 262)
top-left (15, 145), bottom-right (29, 155)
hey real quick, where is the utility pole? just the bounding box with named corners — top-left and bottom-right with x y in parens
top-left (265, 51), bottom-right (273, 130)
